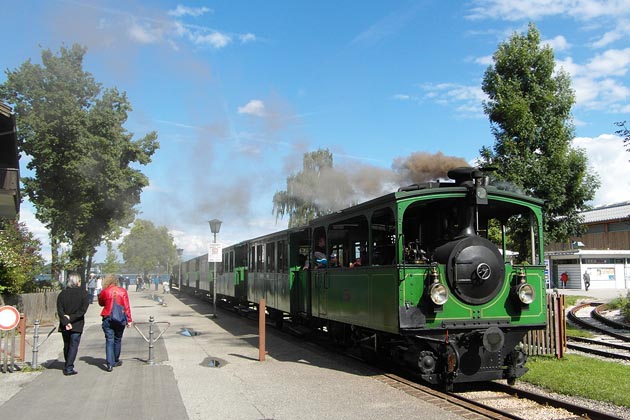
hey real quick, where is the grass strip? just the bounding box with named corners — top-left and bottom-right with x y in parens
top-left (522, 354), bottom-right (630, 407)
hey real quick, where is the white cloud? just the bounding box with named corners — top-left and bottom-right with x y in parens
top-left (128, 20), bottom-right (161, 44)
top-left (466, 0), bottom-right (630, 21)
top-left (19, 203), bottom-right (51, 263)
top-left (543, 35), bottom-right (570, 51)
top-left (239, 33), bottom-right (256, 43)
top-left (168, 5), bottom-right (212, 18)
top-left (557, 49), bottom-right (630, 111)
top-left (572, 133), bottom-right (630, 206)
top-left (238, 100), bottom-right (266, 117)
top-left (191, 31), bottom-right (231, 48)
top-left (584, 48), bottom-right (630, 77)
top-left (474, 55), bottom-right (494, 66)
top-left (418, 83), bottom-right (487, 118)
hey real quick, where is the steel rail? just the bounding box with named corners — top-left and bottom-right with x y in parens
top-left (489, 382), bottom-right (627, 420)
top-left (568, 303), bottom-right (630, 342)
top-left (593, 304), bottom-right (630, 331)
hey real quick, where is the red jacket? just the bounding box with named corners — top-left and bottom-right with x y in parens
top-left (98, 285), bottom-right (133, 323)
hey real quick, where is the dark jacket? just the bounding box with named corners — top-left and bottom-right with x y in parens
top-left (57, 287), bottom-right (90, 333)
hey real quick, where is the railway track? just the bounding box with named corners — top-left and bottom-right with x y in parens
top-left (567, 336), bottom-right (630, 361)
top-left (211, 295), bottom-right (628, 420)
top-left (567, 302), bottom-right (630, 362)
top-left (568, 303), bottom-right (630, 342)
top-left (379, 371), bottom-right (630, 420)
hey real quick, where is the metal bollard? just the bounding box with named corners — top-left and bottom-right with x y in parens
top-left (132, 316), bottom-right (170, 365)
top-left (32, 320), bottom-right (40, 369)
top-left (148, 316), bottom-right (155, 365)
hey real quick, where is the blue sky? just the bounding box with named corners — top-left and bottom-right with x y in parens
top-left (3, 0), bottom-right (630, 263)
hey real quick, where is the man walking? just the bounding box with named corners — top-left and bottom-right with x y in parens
top-left (57, 272), bottom-right (90, 376)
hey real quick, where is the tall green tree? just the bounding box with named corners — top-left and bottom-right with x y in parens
top-left (119, 220), bottom-right (178, 276)
top-left (101, 242), bottom-right (120, 275)
top-left (479, 23), bottom-right (599, 246)
top-left (0, 220), bottom-right (44, 294)
top-left (272, 149), bottom-right (335, 228)
top-left (0, 44), bottom-right (159, 280)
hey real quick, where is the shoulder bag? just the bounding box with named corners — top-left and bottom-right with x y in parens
top-left (110, 289), bottom-right (128, 326)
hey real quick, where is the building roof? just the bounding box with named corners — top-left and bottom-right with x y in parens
top-left (581, 202), bottom-right (630, 224)
top-left (546, 249), bottom-right (630, 258)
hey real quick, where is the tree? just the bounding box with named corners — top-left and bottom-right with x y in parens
top-left (0, 44), bottom-right (159, 280)
top-left (479, 23), bottom-right (599, 246)
top-left (0, 220), bottom-right (45, 294)
top-left (614, 121), bottom-right (630, 159)
top-left (119, 220), bottom-right (178, 276)
top-left (101, 242), bottom-right (120, 275)
top-left (272, 149), bottom-right (336, 228)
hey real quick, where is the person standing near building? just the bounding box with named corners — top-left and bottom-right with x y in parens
top-left (583, 271), bottom-right (591, 291)
top-left (99, 274), bottom-right (133, 372)
top-left (560, 272), bottom-right (569, 289)
top-left (56, 272), bottom-right (90, 376)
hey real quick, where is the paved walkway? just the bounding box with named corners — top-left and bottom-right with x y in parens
top-left (1, 288), bottom-right (467, 420)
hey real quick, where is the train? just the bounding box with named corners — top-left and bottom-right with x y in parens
top-left (177, 167), bottom-right (547, 389)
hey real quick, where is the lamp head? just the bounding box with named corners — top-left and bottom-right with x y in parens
top-left (208, 219), bottom-right (223, 234)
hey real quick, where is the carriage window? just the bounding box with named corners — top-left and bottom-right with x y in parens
top-left (278, 240), bottom-right (287, 272)
top-left (266, 242), bottom-right (276, 272)
top-left (256, 244), bottom-right (264, 272)
top-left (236, 245), bottom-right (247, 268)
top-left (371, 208), bottom-right (396, 265)
top-left (312, 227), bottom-right (327, 268)
top-left (329, 215), bottom-right (368, 268)
top-left (249, 246), bottom-right (255, 271)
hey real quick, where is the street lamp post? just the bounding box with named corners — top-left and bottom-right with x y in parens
top-left (177, 248), bottom-right (183, 295)
top-left (208, 219), bottom-right (222, 318)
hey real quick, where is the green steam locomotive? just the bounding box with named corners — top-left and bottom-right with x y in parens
top-left (179, 167), bottom-right (546, 388)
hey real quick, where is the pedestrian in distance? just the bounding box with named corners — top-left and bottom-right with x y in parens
top-left (560, 272), bottom-right (569, 289)
top-left (87, 273), bottom-right (97, 304)
top-left (96, 275), bottom-right (103, 296)
top-left (98, 274), bottom-right (133, 372)
top-left (56, 272), bottom-right (90, 376)
top-left (583, 271), bottom-right (591, 291)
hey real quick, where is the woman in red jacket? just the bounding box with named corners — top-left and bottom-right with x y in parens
top-left (98, 274), bottom-right (133, 372)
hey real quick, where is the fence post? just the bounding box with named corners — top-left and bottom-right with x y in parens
top-left (259, 299), bottom-right (266, 362)
top-left (18, 315), bottom-right (26, 362)
top-left (32, 320), bottom-right (40, 369)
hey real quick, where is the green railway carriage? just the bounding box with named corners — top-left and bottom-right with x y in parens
top-left (179, 167), bottom-right (547, 388)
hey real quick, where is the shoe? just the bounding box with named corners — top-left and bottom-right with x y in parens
top-left (106, 365), bottom-right (113, 372)
top-left (114, 360), bottom-right (123, 367)
top-left (63, 370), bottom-right (78, 376)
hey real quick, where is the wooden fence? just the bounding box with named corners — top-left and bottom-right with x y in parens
top-left (522, 292), bottom-right (566, 358)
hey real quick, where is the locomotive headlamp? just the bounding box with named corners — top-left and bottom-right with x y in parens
top-left (516, 283), bottom-right (535, 305)
top-left (429, 282), bottom-right (449, 306)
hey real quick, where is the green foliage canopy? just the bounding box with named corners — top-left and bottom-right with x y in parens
top-left (0, 220), bottom-right (44, 294)
top-left (272, 149), bottom-right (335, 228)
top-left (0, 44), bottom-right (159, 275)
top-left (119, 219), bottom-right (178, 276)
top-left (480, 23), bottom-right (599, 244)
